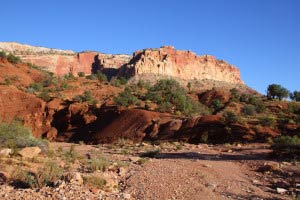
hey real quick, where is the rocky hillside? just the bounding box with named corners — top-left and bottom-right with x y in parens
top-left (0, 42), bottom-right (131, 76)
top-left (0, 42), bottom-right (243, 84)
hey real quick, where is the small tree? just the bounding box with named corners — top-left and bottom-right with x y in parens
top-left (7, 53), bottom-right (21, 64)
top-left (241, 104), bottom-right (256, 115)
top-left (0, 51), bottom-right (6, 58)
top-left (267, 84), bottom-right (289, 100)
top-left (211, 99), bottom-right (224, 111)
top-left (187, 82), bottom-right (192, 92)
top-left (77, 72), bottom-right (85, 77)
top-left (290, 90), bottom-right (300, 102)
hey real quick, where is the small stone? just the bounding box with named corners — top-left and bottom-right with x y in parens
top-left (276, 188), bottom-right (287, 194)
top-left (237, 144), bottom-right (242, 148)
top-left (129, 156), bottom-right (140, 163)
top-left (68, 172), bottom-right (83, 185)
top-left (0, 148), bottom-right (12, 157)
top-left (122, 193), bottom-right (131, 199)
top-left (202, 164), bottom-right (212, 168)
top-left (118, 167), bottom-right (127, 176)
top-left (227, 149), bottom-right (233, 153)
top-left (18, 147), bottom-right (41, 158)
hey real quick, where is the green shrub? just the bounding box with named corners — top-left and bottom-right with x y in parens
top-left (241, 104), bottom-right (256, 115)
top-left (223, 111), bottom-right (239, 124)
top-left (72, 91), bottom-right (95, 103)
top-left (86, 74), bottom-right (97, 80)
top-left (0, 121), bottom-right (46, 149)
top-left (7, 53), bottom-right (21, 64)
top-left (211, 99), bottom-right (224, 111)
top-left (64, 72), bottom-right (75, 80)
top-left (254, 101), bottom-right (266, 113)
top-left (77, 72), bottom-right (85, 77)
top-left (36, 161), bottom-right (63, 187)
top-left (38, 90), bottom-right (51, 102)
top-left (114, 87), bottom-right (139, 107)
top-left (111, 77), bottom-right (128, 87)
top-left (145, 79), bottom-right (208, 116)
top-left (230, 88), bottom-right (239, 101)
top-left (140, 149), bottom-right (160, 158)
top-left (0, 51), bottom-right (6, 58)
top-left (28, 82), bottom-right (44, 92)
top-left (288, 102), bottom-right (300, 114)
top-left (271, 135), bottom-right (300, 157)
top-left (63, 145), bottom-right (80, 163)
top-left (259, 116), bottom-right (276, 127)
top-left (83, 176), bottom-right (107, 189)
top-left (86, 156), bottom-right (110, 172)
top-left (96, 71), bottom-right (107, 83)
top-left (11, 162), bottom-right (63, 188)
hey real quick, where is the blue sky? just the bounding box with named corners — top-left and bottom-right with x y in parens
top-left (1, 0), bottom-right (299, 94)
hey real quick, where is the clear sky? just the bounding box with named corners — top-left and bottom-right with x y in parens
top-left (1, 0), bottom-right (299, 94)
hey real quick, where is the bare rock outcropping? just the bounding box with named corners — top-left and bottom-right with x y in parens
top-left (0, 42), bottom-right (131, 76)
top-left (0, 42), bottom-right (243, 84)
top-left (121, 46), bottom-right (243, 84)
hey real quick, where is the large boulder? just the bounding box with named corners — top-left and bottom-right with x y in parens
top-left (18, 147), bottom-right (41, 158)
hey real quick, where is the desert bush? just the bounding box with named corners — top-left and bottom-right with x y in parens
top-left (254, 101), bottom-right (266, 113)
top-left (140, 149), bottom-right (160, 158)
top-left (288, 102), bottom-right (300, 115)
top-left (86, 74), bottom-right (97, 80)
top-left (223, 111), bottom-right (239, 124)
top-left (11, 168), bottom-right (38, 188)
top-left (11, 162), bottom-right (63, 188)
top-left (77, 72), bottom-right (85, 77)
top-left (36, 161), bottom-right (63, 187)
top-left (28, 82), bottom-right (44, 92)
top-left (83, 176), bottom-right (107, 189)
top-left (145, 79), bottom-right (208, 116)
top-left (114, 87), bottom-right (139, 107)
top-left (64, 72), bottom-right (75, 80)
top-left (0, 51), bottom-right (6, 58)
top-left (96, 71), bottom-right (107, 83)
top-left (86, 156), bottom-right (110, 172)
top-left (241, 104), bottom-right (256, 116)
top-left (63, 145), bottom-right (80, 163)
top-left (111, 77), bottom-right (127, 87)
top-left (137, 80), bottom-right (150, 89)
top-left (211, 99), bottom-right (224, 111)
top-left (0, 121), bottom-right (46, 149)
top-left (7, 53), bottom-right (21, 64)
top-left (38, 90), bottom-right (51, 102)
top-left (72, 91), bottom-right (96, 104)
top-left (230, 88), bottom-right (239, 101)
top-left (259, 116), bottom-right (276, 127)
top-left (271, 135), bottom-right (300, 157)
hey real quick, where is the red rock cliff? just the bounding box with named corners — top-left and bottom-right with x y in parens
top-left (0, 42), bottom-right (131, 76)
top-left (0, 42), bottom-right (243, 84)
top-left (123, 46), bottom-right (243, 84)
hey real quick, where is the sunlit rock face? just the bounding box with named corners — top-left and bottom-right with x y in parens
top-left (0, 42), bottom-right (131, 76)
top-left (122, 46), bottom-right (243, 84)
top-left (0, 42), bottom-right (243, 84)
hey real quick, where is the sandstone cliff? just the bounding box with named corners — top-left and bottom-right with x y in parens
top-left (0, 42), bottom-right (131, 76)
top-left (0, 42), bottom-right (243, 84)
top-left (122, 46), bottom-right (243, 84)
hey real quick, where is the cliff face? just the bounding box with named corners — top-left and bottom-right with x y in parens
top-left (0, 42), bottom-right (243, 84)
top-left (0, 42), bottom-right (132, 76)
top-left (124, 46), bottom-right (243, 84)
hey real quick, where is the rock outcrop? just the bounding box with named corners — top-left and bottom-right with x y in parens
top-left (0, 42), bottom-right (243, 84)
top-left (0, 42), bottom-right (131, 76)
top-left (121, 46), bottom-right (243, 84)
